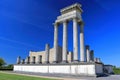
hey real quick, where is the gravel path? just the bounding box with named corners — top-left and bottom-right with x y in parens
top-left (1, 71), bottom-right (120, 80)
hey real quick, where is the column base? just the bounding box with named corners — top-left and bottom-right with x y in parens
top-left (25, 62), bottom-right (30, 64)
top-left (44, 61), bottom-right (49, 64)
top-left (79, 61), bottom-right (86, 63)
top-left (52, 61), bottom-right (58, 64)
top-left (61, 60), bottom-right (68, 64)
top-left (30, 62), bottom-right (35, 64)
top-left (72, 60), bottom-right (79, 63)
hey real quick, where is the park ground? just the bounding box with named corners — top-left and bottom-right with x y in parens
top-left (0, 71), bottom-right (120, 80)
top-left (0, 71), bottom-right (58, 80)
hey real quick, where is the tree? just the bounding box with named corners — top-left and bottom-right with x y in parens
top-left (0, 58), bottom-right (6, 67)
top-left (7, 64), bottom-right (13, 69)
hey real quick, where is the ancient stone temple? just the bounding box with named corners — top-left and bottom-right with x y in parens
top-left (14, 3), bottom-right (113, 77)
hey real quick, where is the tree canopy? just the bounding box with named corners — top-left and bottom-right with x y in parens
top-left (0, 58), bottom-right (6, 67)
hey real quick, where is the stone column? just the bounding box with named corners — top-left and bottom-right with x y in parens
top-left (90, 50), bottom-right (94, 62)
top-left (62, 20), bottom-right (68, 63)
top-left (33, 56), bottom-right (36, 64)
top-left (39, 55), bottom-right (42, 63)
top-left (94, 58), bottom-right (97, 62)
top-left (80, 23), bottom-right (85, 62)
top-left (16, 56), bottom-right (21, 64)
top-left (53, 23), bottom-right (59, 63)
top-left (95, 58), bottom-right (101, 63)
top-left (31, 56), bottom-right (35, 64)
top-left (21, 59), bottom-right (25, 64)
top-left (86, 45), bottom-right (90, 62)
top-left (73, 18), bottom-right (79, 62)
top-left (97, 58), bottom-right (101, 63)
top-left (45, 44), bottom-right (50, 63)
top-left (25, 58), bottom-right (27, 64)
top-left (25, 56), bottom-right (30, 64)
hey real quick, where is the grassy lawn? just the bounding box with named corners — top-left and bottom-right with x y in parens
top-left (0, 72), bottom-right (56, 80)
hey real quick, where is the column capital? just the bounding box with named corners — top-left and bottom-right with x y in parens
top-left (62, 20), bottom-right (69, 24)
top-left (90, 50), bottom-right (94, 53)
top-left (53, 22), bottom-right (59, 26)
top-left (86, 45), bottom-right (90, 49)
top-left (73, 17), bottom-right (78, 21)
top-left (78, 20), bottom-right (84, 26)
top-left (46, 44), bottom-right (50, 47)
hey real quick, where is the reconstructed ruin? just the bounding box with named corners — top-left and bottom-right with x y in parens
top-left (14, 3), bottom-right (113, 77)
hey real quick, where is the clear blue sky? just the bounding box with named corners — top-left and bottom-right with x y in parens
top-left (0, 0), bottom-right (120, 67)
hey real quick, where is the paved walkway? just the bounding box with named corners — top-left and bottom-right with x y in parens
top-left (0, 71), bottom-right (120, 80)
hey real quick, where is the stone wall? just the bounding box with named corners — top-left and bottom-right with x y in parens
top-left (28, 46), bottom-right (73, 64)
top-left (104, 65), bottom-right (114, 74)
top-left (14, 63), bottom-right (103, 77)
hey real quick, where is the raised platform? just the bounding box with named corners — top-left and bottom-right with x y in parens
top-left (14, 62), bottom-right (103, 77)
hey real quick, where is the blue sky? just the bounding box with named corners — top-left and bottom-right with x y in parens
top-left (0, 0), bottom-right (120, 67)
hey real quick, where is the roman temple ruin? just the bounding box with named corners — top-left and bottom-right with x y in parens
top-left (14, 3), bottom-right (113, 77)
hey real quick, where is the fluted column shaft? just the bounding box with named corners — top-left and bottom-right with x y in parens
top-left (80, 23), bottom-right (85, 62)
top-left (86, 45), bottom-right (90, 62)
top-left (38, 55), bottom-right (42, 63)
top-left (31, 56), bottom-right (35, 64)
top-left (73, 18), bottom-right (79, 62)
top-left (21, 59), bottom-right (25, 64)
top-left (25, 56), bottom-right (30, 64)
top-left (17, 56), bottom-right (21, 64)
top-left (45, 44), bottom-right (50, 63)
top-left (90, 50), bottom-right (94, 62)
top-left (53, 23), bottom-right (58, 63)
top-left (62, 21), bottom-right (68, 62)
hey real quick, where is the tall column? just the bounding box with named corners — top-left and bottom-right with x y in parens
top-left (62, 20), bottom-right (68, 63)
top-left (25, 57), bottom-right (27, 64)
top-left (16, 56), bottom-right (21, 64)
top-left (21, 59), bottom-right (25, 64)
top-left (80, 23), bottom-right (85, 62)
top-left (86, 45), bottom-right (90, 62)
top-left (45, 44), bottom-right (50, 63)
top-left (33, 56), bottom-right (36, 64)
top-left (97, 58), bottom-right (101, 63)
top-left (94, 58), bottom-right (97, 62)
top-left (31, 56), bottom-right (35, 64)
top-left (73, 18), bottom-right (79, 62)
top-left (26, 56), bottom-right (30, 64)
top-left (53, 23), bottom-right (58, 63)
top-left (90, 50), bottom-right (94, 62)
top-left (39, 55), bottom-right (42, 63)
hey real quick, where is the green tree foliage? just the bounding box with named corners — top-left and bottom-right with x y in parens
top-left (7, 64), bottom-right (13, 69)
top-left (0, 58), bottom-right (6, 67)
top-left (113, 66), bottom-right (120, 74)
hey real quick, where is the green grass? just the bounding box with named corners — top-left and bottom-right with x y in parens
top-left (113, 68), bottom-right (120, 74)
top-left (0, 72), bottom-right (56, 80)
